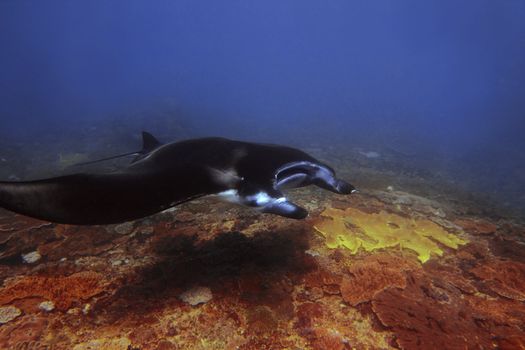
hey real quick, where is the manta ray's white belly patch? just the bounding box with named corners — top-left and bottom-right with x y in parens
top-left (215, 189), bottom-right (286, 208)
top-left (216, 189), bottom-right (242, 204)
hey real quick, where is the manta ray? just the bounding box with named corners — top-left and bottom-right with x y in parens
top-left (0, 132), bottom-right (356, 225)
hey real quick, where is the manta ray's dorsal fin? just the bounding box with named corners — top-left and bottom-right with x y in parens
top-left (74, 131), bottom-right (163, 167)
top-left (141, 131), bottom-right (162, 153)
top-left (130, 131), bottom-right (163, 163)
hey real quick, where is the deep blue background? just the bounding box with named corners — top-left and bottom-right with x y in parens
top-left (1, 1), bottom-right (524, 209)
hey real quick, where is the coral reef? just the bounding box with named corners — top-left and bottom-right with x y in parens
top-left (314, 207), bottom-right (467, 263)
top-left (0, 175), bottom-right (523, 349)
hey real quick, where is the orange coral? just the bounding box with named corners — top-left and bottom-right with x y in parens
top-left (340, 254), bottom-right (414, 306)
top-left (371, 266), bottom-right (525, 350)
top-left (372, 272), bottom-right (490, 350)
top-left (0, 271), bottom-right (107, 310)
top-left (470, 260), bottom-right (525, 301)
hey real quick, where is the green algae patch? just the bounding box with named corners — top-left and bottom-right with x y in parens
top-left (314, 207), bottom-right (467, 263)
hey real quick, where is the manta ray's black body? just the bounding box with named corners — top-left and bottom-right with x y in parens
top-left (0, 133), bottom-right (355, 225)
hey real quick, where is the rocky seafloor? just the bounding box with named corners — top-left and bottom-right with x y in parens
top-left (0, 147), bottom-right (524, 350)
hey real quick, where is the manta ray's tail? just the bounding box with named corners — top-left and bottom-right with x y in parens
top-left (0, 173), bottom-right (168, 224)
top-left (74, 131), bottom-right (162, 167)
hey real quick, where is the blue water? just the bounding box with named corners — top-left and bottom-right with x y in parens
top-left (1, 1), bottom-right (524, 216)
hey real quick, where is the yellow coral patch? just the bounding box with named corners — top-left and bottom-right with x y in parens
top-left (314, 207), bottom-right (467, 263)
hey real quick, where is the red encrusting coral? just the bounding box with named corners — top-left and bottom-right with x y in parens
top-left (0, 271), bottom-right (107, 310)
top-left (340, 253), bottom-right (414, 306)
top-left (470, 259), bottom-right (525, 301)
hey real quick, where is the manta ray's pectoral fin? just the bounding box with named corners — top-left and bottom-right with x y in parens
top-left (236, 184), bottom-right (308, 219)
top-left (260, 197), bottom-right (308, 219)
top-left (0, 165), bottom-right (212, 225)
